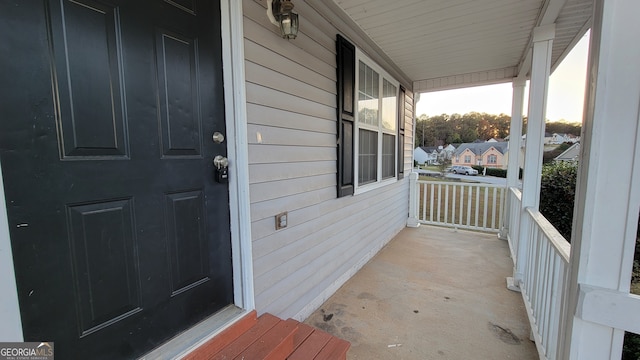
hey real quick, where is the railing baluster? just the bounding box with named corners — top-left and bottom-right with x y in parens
top-left (427, 183), bottom-right (433, 222)
top-left (437, 184), bottom-right (442, 223)
top-left (540, 238), bottom-right (551, 346)
top-left (459, 184), bottom-right (464, 227)
top-left (491, 187), bottom-right (498, 230)
top-left (444, 184), bottom-right (449, 225)
top-left (474, 185), bottom-right (479, 228)
top-left (546, 253), bottom-right (558, 355)
top-left (483, 186), bottom-right (489, 229)
top-left (466, 186), bottom-right (472, 226)
top-left (452, 183), bottom-right (457, 226)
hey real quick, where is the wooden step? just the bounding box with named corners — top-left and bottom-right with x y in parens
top-left (185, 312), bottom-right (350, 360)
top-left (235, 318), bottom-right (298, 360)
top-left (210, 313), bottom-right (283, 360)
top-left (287, 322), bottom-right (350, 360)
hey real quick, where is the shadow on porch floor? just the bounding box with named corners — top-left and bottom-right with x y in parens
top-left (304, 225), bottom-right (538, 360)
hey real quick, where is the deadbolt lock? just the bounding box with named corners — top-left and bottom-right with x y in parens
top-left (213, 155), bottom-right (229, 183)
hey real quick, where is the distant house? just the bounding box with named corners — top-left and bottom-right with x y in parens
top-left (452, 142), bottom-right (509, 169)
top-left (554, 142), bottom-right (581, 162)
top-left (548, 133), bottom-right (581, 144)
top-left (414, 146), bottom-right (439, 165)
top-left (438, 144), bottom-right (456, 161)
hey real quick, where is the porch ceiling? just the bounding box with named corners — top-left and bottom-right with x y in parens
top-left (327, 0), bottom-right (592, 92)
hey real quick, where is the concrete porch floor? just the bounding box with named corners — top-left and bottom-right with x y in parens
top-left (304, 225), bottom-right (538, 359)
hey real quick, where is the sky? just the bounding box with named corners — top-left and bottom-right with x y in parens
top-left (415, 31), bottom-right (590, 123)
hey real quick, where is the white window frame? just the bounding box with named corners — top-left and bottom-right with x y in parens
top-left (353, 49), bottom-right (399, 194)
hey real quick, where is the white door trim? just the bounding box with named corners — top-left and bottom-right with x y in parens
top-left (219, 0), bottom-right (255, 311)
top-left (0, 163), bottom-right (23, 341)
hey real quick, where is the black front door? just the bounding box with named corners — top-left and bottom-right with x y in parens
top-left (0, 1), bottom-right (233, 358)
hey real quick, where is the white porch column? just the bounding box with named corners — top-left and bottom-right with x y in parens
top-left (506, 78), bottom-right (526, 189)
top-left (513, 25), bottom-right (555, 284)
top-left (562, 0), bottom-right (640, 359)
top-left (499, 78), bottom-right (526, 241)
top-left (407, 172), bottom-right (420, 228)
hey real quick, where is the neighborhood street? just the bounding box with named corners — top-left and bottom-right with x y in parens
top-left (413, 168), bottom-right (512, 186)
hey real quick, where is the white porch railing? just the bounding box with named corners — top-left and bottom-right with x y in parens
top-left (506, 187), bottom-right (522, 264)
top-left (519, 208), bottom-right (571, 360)
top-left (409, 178), bottom-right (571, 359)
top-left (415, 179), bottom-right (505, 232)
top-left (409, 177), bottom-right (639, 360)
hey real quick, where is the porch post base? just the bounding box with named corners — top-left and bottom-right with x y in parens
top-left (406, 219), bottom-right (420, 228)
top-left (497, 227), bottom-right (508, 241)
top-left (506, 277), bottom-right (521, 292)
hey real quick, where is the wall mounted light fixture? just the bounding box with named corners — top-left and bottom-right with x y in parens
top-left (267, 0), bottom-right (299, 39)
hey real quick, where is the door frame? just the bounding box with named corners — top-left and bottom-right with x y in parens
top-left (0, 0), bottom-right (254, 340)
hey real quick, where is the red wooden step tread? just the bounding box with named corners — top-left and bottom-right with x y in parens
top-left (314, 336), bottom-right (350, 360)
top-left (210, 313), bottom-right (281, 360)
top-left (287, 325), bottom-right (332, 360)
top-left (235, 318), bottom-right (298, 360)
top-left (290, 322), bottom-right (315, 351)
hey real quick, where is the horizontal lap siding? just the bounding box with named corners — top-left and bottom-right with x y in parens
top-left (243, 0), bottom-right (412, 320)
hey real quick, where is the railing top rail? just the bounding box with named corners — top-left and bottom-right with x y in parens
top-left (525, 207), bottom-right (571, 263)
top-left (509, 186), bottom-right (522, 200)
top-left (415, 179), bottom-right (506, 188)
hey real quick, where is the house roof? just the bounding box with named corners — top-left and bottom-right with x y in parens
top-left (420, 146), bottom-right (439, 153)
top-left (312, 0), bottom-right (592, 92)
top-left (454, 142), bottom-right (509, 156)
top-left (554, 142), bottom-right (581, 161)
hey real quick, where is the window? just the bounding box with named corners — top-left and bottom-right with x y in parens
top-left (336, 35), bottom-right (402, 197)
top-left (355, 54), bottom-right (398, 189)
top-left (464, 155), bottom-right (472, 163)
top-left (488, 154), bottom-right (497, 164)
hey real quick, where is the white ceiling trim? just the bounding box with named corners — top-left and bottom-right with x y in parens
top-left (414, 67), bottom-right (517, 93)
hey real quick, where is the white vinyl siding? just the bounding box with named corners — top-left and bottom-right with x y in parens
top-left (242, 0), bottom-right (414, 320)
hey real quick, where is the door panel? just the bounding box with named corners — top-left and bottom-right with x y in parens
top-left (0, 0), bottom-right (232, 358)
top-left (50, 0), bottom-right (130, 158)
top-left (67, 198), bottom-right (142, 337)
top-left (156, 28), bottom-right (204, 157)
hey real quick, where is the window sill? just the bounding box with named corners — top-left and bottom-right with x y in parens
top-left (354, 177), bottom-right (398, 195)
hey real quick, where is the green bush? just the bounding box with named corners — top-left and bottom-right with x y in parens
top-left (623, 332), bottom-right (640, 360)
top-left (538, 161), bottom-right (640, 357)
top-left (539, 161), bottom-right (578, 241)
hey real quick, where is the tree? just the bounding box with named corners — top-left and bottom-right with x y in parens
top-left (414, 113), bottom-right (579, 147)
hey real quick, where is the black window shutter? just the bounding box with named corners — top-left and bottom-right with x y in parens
top-left (336, 34), bottom-right (355, 197)
top-left (398, 86), bottom-right (406, 179)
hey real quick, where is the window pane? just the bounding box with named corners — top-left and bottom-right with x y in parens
top-left (358, 129), bottom-right (377, 184)
top-left (382, 133), bottom-right (395, 179)
top-left (358, 61), bottom-right (379, 126)
top-left (382, 79), bottom-right (397, 131)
